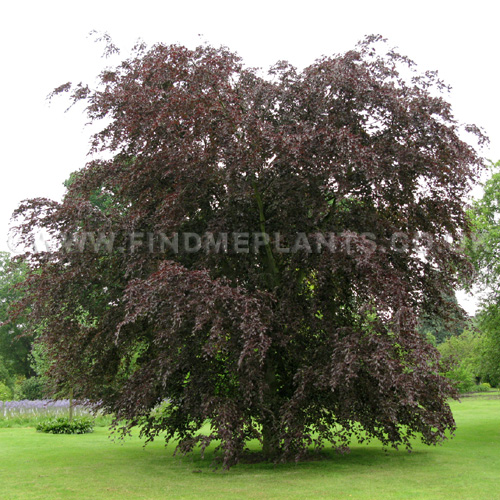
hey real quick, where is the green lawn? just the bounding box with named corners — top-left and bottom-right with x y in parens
top-left (1, 396), bottom-right (499, 500)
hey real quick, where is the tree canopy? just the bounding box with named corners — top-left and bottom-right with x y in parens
top-left (466, 160), bottom-right (500, 386)
top-left (417, 292), bottom-right (467, 345)
top-left (11, 36), bottom-right (485, 467)
top-left (466, 160), bottom-right (500, 296)
top-left (0, 251), bottom-right (34, 383)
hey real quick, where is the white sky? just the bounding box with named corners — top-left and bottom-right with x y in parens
top-left (1, 0), bottom-right (499, 314)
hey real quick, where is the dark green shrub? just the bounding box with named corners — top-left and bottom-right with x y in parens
top-left (444, 365), bottom-right (476, 394)
top-left (474, 382), bottom-right (492, 393)
top-left (36, 417), bottom-right (94, 434)
top-left (0, 356), bottom-right (14, 398)
top-left (0, 381), bottom-right (12, 401)
top-left (18, 377), bottom-right (45, 400)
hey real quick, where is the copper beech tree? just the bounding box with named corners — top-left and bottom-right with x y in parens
top-left (11, 36), bottom-right (485, 467)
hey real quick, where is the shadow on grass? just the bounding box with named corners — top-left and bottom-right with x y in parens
top-left (156, 439), bottom-right (431, 475)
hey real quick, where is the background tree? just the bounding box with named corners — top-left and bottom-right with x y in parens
top-left (11, 37), bottom-right (485, 467)
top-left (437, 328), bottom-right (486, 393)
top-left (474, 309), bottom-right (500, 387)
top-left (418, 292), bottom-right (468, 344)
top-left (0, 252), bottom-right (34, 383)
top-left (466, 163), bottom-right (500, 386)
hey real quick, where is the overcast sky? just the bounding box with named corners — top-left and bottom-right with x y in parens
top-left (1, 0), bottom-right (498, 313)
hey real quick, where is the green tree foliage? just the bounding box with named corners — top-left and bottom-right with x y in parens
top-left (0, 380), bottom-right (12, 401)
top-left (18, 376), bottom-right (46, 400)
top-left (10, 37), bottom-right (484, 467)
top-left (0, 356), bottom-right (14, 397)
top-left (473, 308), bottom-right (500, 386)
top-left (438, 329), bottom-right (484, 392)
top-left (418, 293), bottom-right (468, 344)
top-left (0, 252), bottom-right (34, 381)
top-left (467, 160), bottom-right (500, 293)
top-left (466, 160), bottom-right (500, 387)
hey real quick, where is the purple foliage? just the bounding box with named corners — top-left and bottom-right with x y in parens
top-left (8, 37), bottom-right (484, 467)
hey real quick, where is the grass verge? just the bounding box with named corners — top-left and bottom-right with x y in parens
top-left (0, 396), bottom-right (499, 499)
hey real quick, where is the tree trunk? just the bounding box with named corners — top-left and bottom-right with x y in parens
top-left (254, 180), bottom-right (281, 459)
top-left (262, 420), bottom-right (278, 458)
